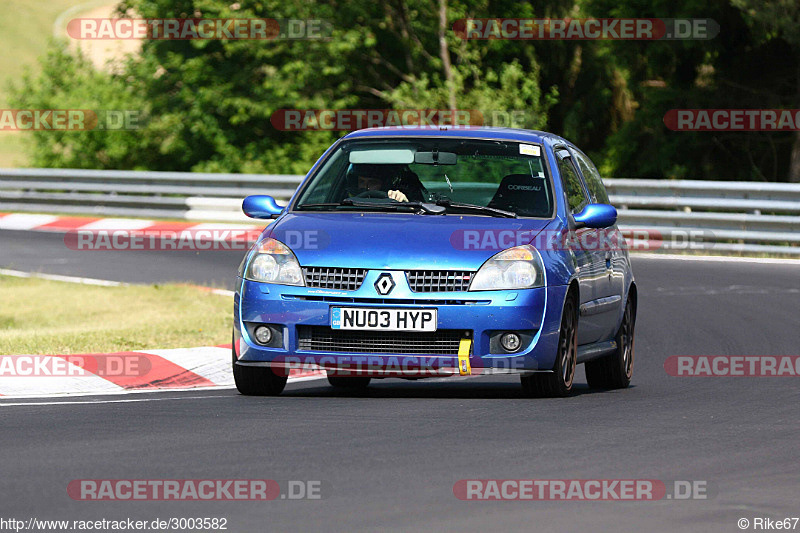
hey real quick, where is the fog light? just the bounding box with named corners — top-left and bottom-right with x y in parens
top-left (254, 326), bottom-right (273, 345)
top-left (500, 332), bottom-right (521, 352)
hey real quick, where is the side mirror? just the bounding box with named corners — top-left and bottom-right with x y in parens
top-left (242, 195), bottom-right (285, 219)
top-left (573, 203), bottom-right (617, 229)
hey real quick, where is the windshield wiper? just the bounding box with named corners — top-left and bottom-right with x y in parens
top-left (297, 199), bottom-right (445, 215)
top-left (434, 199), bottom-right (517, 218)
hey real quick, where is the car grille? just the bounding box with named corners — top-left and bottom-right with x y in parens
top-left (405, 270), bottom-right (474, 292)
top-left (297, 326), bottom-right (466, 355)
top-left (283, 295), bottom-right (490, 306)
top-left (303, 267), bottom-right (367, 291)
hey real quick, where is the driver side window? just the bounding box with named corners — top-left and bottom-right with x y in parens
top-left (573, 150), bottom-right (610, 204)
top-left (557, 154), bottom-right (587, 213)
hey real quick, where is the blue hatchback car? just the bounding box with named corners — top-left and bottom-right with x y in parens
top-left (233, 127), bottom-right (637, 397)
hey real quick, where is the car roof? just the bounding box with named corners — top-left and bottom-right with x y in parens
top-left (341, 126), bottom-right (570, 147)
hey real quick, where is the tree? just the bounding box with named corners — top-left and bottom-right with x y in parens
top-left (11, 0), bottom-right (800, 182)
top-left (731, 0), bottom-right (800, 181)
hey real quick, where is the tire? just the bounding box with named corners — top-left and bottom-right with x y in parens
top-left (232, 350), bottom-right (288, 396)
top-left (521, 290), bottom-right (578, 398)
top-left (585, 295), bottom-right (635, 389)
top-left (327, 375), bottom-right (372, 390)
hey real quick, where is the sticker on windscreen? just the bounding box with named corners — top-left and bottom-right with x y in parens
top-left (519, 144), bottom-right (541, 157)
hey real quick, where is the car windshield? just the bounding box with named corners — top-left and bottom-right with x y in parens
top-left (294, 138), bottom-right (554, 218)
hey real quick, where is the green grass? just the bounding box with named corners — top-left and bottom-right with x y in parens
top-left (0, 0), bottom-right (115, 167)
top-left (0, 0), bottom-right (94, 106)
top-left (0, 275), bottom-right (233, 355)
top-left (0, 133), bottom-right (29, 168)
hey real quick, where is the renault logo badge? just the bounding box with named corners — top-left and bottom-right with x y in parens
top-left (374, 273), bottom-right (395, 295)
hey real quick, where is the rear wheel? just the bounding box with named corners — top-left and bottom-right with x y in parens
top-left (232, 350), bottom-right (288, 396)
top-left (521, 291), bottom-right (577, 398)
top-left (585, 296), bottom-right (635, 389)
top-left (327, 375), bottom-right (372, 390)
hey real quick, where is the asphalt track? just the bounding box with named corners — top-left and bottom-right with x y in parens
top-left (0, 228), bottom-right (246, 288)
top-left (1, 228), bottom-right (799, 532)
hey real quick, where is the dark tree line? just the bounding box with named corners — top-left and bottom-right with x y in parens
top-left (12, 0), bottom-right (800, 181)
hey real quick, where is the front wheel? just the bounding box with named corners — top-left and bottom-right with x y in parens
top-left (585, 295), bottom-right (635, 389)
top-left (521, 291), bottom-right (577, 398)
top-left (232, 350), bottom-right (288, 396)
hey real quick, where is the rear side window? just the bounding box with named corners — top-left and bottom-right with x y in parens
top-left (573, 150), bottom-right (610, 204)
top-left (556, 153), bottom-right (587, 213)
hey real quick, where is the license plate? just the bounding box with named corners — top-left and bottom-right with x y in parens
top-left (330, 307), bottom-right (437, 331)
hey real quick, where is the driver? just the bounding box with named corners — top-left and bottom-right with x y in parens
top-left (350, 164), bottom-right (411, 202)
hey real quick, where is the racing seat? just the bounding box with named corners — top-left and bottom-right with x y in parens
top-left (487, 173), bottom-right (550, 216)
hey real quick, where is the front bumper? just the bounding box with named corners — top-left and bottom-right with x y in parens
top-left (233, 271), bottom-right (567, 376)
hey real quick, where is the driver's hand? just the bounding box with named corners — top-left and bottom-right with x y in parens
top-left (388, 190), bottom-right (408, 202)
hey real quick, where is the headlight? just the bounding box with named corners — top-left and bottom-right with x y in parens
top-left (245, 238), bottom-right (305, 286)
top-left (469, 245), bottom-right (545, 291)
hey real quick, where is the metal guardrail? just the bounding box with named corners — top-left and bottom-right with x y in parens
top-left (0, 168), bottom-right (798, 255)
top-left (0, 168), bottom-right (301, 221)
top-left (604, 178), bottom-right (800, 255)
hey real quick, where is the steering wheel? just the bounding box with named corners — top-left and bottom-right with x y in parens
top-left (353, 190), bottom-right (390, 199)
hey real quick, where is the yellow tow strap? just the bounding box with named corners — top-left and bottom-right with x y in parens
top-left (457, 338), bottom-right (472, 375)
